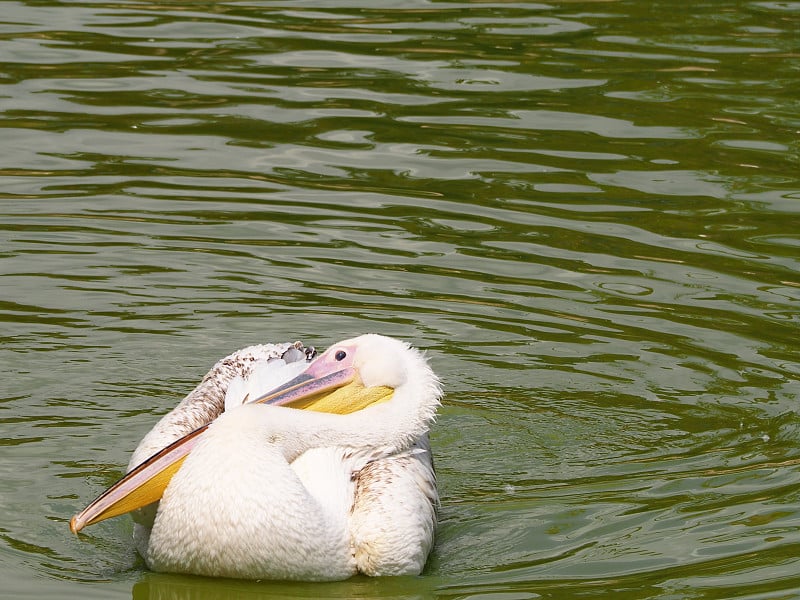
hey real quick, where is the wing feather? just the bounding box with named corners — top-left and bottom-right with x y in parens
top-left (350, 434), bottom-right (438, 576)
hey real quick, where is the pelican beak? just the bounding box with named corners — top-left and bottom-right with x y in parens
top-left (69, 360), bottom-right (393, 534)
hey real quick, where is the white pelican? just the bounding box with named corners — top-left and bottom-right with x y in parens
top-left (70, 334), bottom-right (442, 581)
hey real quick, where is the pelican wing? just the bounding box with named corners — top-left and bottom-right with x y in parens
top-left (350, 434), bottom-right (438, 576)
top-left (129, 342), bottom-right (312, 470)
top-left (125, 341), bottom-right (313, 536)
top-left (225, 357), bottom-right (311, 411)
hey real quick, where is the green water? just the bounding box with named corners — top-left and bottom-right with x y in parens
top-left (2, 1), bottom-right (799, 598)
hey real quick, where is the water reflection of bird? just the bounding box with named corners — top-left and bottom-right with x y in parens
top-left (70, 334), bottom-right (442, 581)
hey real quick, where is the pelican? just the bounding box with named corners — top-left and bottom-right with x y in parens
top-left (70, 334), bottom-right (442, 581)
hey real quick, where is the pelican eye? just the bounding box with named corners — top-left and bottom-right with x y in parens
top-left (334, 350), bottom-right (347, 361)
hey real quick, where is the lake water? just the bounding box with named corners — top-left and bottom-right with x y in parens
top-left (2, 1), bottom-right (799, 598)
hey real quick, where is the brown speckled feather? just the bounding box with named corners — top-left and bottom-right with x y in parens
top-left (128, 341), bottom-right (311, 470)
top-left (349, 434), bottom-right (438, 576)
top-left (127, 341), bottom-right (313, 533)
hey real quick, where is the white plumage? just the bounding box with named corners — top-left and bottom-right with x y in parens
top-left (72, 334), bottom-right (441, 581)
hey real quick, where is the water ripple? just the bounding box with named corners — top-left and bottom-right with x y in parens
top-left (1, 0), bottom-right (799, 598)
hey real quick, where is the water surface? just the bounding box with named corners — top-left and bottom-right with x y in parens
top-left (2, 1), bottom-right (799, 599)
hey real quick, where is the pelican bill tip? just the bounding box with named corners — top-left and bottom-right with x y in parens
top-left (69, 514), bottom-right (82, 535)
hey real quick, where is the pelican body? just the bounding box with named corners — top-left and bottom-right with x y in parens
top-left (71, 335), bottom-right (442, 581)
